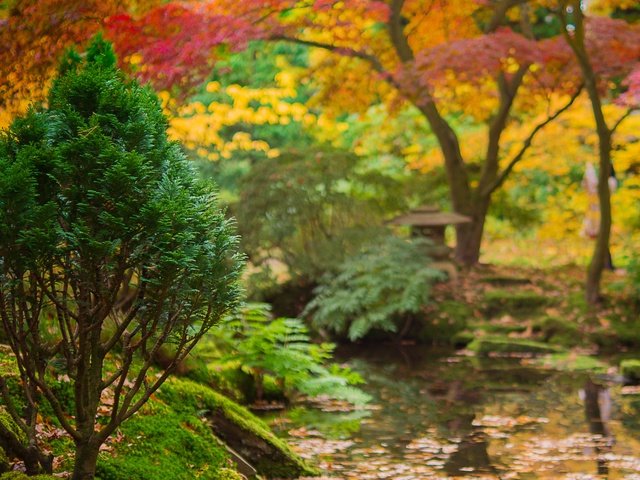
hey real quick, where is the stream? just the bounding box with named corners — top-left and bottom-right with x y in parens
top-left (265, 346), bottom-right (640, 479)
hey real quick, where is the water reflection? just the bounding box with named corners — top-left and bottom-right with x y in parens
top-left (444, 429), bottom-right (496, 476)
top-left (582, 378), bottom-right (615, 476)
top-left (266, 346), bottom-right (640, 479)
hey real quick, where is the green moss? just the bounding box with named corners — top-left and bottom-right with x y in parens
top-left (468, 336), bottom-right (562, 356)
top-left (612, 319), bottom-right (640, 347)
top-left (482, 289), bottom-right (548, 316)
top-left (158, 378), bottom-right (319, 478)
top-left (475, 323), bottom-right (528, 335)
top-left (420, 301), bottom-right (469, 344)
top-left (621, 359), bottom-right (640, 383)
top-left (535, 353), bottom-right (608, 373)
top-left (0, 447), bottom-right (8, 473)
top-left (0, 408), bottom-right (27, 447)
top-left (212, 468), bottom-right (243, 480)
top-left (451, 331), bottom-right (474, 348)
top-left (0, 346), bottom-right (17, 377)
top-left (0, 474), bottom-right (57, 480)
top-left (96, 400), bottom-right (232, 480)
top-left (533, 316), bottom-right (582, 347)
top-left (480, 276), bottom-right (531, 286)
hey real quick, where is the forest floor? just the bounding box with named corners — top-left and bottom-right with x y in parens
top-left (424, 262), bottom-right (636, 354)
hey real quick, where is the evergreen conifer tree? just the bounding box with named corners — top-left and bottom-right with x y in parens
top-left (0, 36), bottom-right (241, 479)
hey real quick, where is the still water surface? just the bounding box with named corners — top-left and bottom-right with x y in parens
top-left (266, 346), bottom-right (640, 479)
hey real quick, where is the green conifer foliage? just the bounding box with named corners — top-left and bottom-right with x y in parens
top-left (0, 36), bottom-right (241, 480)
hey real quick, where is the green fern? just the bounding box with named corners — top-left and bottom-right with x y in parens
top-left (215, 304), bottom-right (370, 406)
top-left (305, 236), bottom-right (445, 341)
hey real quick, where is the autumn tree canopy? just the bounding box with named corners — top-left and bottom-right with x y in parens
top-left (1, 0), bottom-right (640, 269)
top-left (101, 0), bottom-right (640, 265)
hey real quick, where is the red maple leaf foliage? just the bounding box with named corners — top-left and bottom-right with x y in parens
top-left (620, 67), bottom-right (640, 106)
top-left (101, 1), bottom-right (640, 108)
top-left (0, 0), bottom-right (123, 110)
top-left (406, 28), bottom-right (542, 91)
top-left (2, 0), bottom-right (640, 113)
top-left (106, 4), bottom-right (263, 90)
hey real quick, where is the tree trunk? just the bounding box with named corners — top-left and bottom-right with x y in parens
top-left (416, 102), bottom-right (485, 266)
top-left (72, 440), bottom-right (100, 480)
top-left (585, 134), bottom-right (611, 304)
top-left (453, 194), bottom-right (490, 266)
top-left (559, 1), bottom-right (613, 304)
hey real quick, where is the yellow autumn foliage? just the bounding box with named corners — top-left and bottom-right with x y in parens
top-left (163, 59), bottom-right (349, 159)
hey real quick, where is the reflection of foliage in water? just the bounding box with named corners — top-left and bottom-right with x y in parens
top-left (274, 347), bottom-right (640, 479)
top-left (277, 406), bottom-right (371, 440)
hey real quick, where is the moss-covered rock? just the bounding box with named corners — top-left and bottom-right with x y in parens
top-left (0, 409), bottom-right (27, 448)
top-left (158, 378), bottom-right (319, 478)
top-left (482, 290), bottom-right (548, 317)
top-left (621, 359), bottom-right (640, 384)
top-left (480, 275), bottom-right (531, 286)
top-left (532, 316), bottom-right (582, 348)
top-left (96, 398), bottom-right (235, 480)
top-left (451, 331), bottom-right (475, 348)
top-left (475, 323), bottom-right (528, 335)
top-left (535, 353), bottom-right (608, 374)
top-left (468, 336), bottom-right (562, 356)
top-left (0, 447), bottom-right (9, 474)
top-left (612, 319), bottom-right (640, 348)
top-left (0, 407), bottom-right (30, 473)
top-left (420, 301), bottom-right (469, 345)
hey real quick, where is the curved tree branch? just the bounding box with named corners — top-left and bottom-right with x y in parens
top-left (483, 84), bottom-right (584, 196)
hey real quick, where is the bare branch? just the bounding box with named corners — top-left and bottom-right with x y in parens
top-left (483, 85), bottom-right (584, 196)
top-left (611, 107), bottom-right (638, 134)
top-left (269, 34), bottom-right (388, 75)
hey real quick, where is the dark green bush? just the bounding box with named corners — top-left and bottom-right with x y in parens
top-left (235, 146), bottom-right (411, 287)
top-left (305, 236), bottom-right (445, 341)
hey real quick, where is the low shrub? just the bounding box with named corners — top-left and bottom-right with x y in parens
top-left (305, 236), bottom-right (445, 341)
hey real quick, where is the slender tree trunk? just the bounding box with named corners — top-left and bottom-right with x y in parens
top-left (586, 127), bottom-right (611, 304)
top-left (454, 195), bottom-right (491, 266)
top-left (560, 1), bottom-right (613, 304)
top-left (72, 440), bottom-right (100, 480)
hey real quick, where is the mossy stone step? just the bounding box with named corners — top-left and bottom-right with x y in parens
top-left (480, 275), bottom-right (532, 286)
top-left (482, 290), bottom-right (549, 316)
top-left (536, 353), bottom-right (608, 373)
top-left (468, 336), bottom-right (562, 356)
top-left (621, 359), bottom-right (640, 384)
